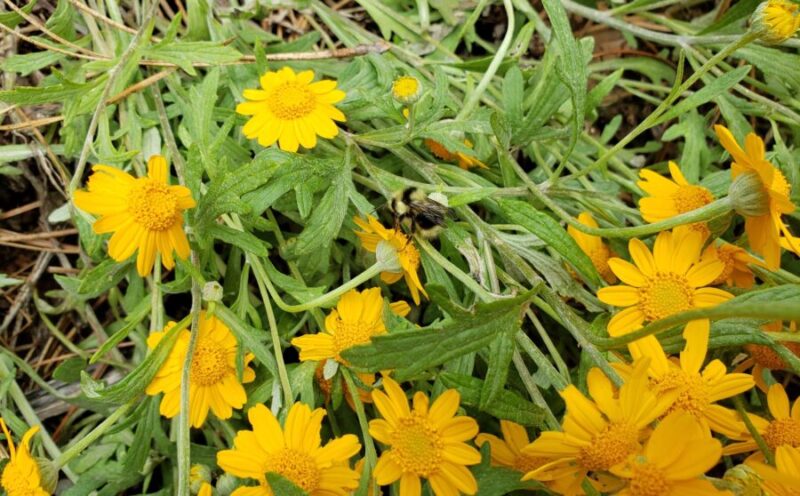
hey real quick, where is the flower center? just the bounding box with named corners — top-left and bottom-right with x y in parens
top-left (264, 448), bottom-right (321, 493)
top-left (512, 453), bottom-right (547, 474)
top-left (269, 82), bottom-right (316, 120)
top-left (425, 139), bottom-right (455, 161)
top-left (398, 239), bottom-right (421, 270)
top-left (389, 414), bottom-right (444, 477)
top-left (746, 342), bottom-right (800, 371)
top-left (772, 167), bottom-right (792, 197)
top-left (763, 418), bottom-right (800, 450)
top-left (2, 462), bottom-right (42, 496)
top-left (190, 338), bottom-right (229, 387)
top-left (577, 422), bottom-right (639, 471)
top-left (628, 462), bottom-right (671, 496)
top-left (332, 320), bottom-right (385, 360)
top-left (672, 185), bottom-right (714, 214)
top-left (128, 179), bottom-right (180, 232)
top-left (638, 273), bottom-right (695, 321)
top-left (655, 370), bottom-right (709, 417)
top-left (588, 245), bottom-right (614, 282)
top-left (712, 247), bottom-right (737, 285)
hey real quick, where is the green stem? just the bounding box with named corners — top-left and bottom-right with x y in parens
top-left (177, 257), bottom-right (201, 496)
top-left (733, 397), bottom-right (774, 466)
top-left (341, 369), bottom-right (379, 496)
top-left (416, 236), bottom-right (494, 302)
top-left (56, 400), bottom-right (136, 469)
top-left (591, 32), bottom-right (758, 172)
top-left (511, 350), bottom-right (560, 429)
top-left (455, 0), bottom-right (515, 121)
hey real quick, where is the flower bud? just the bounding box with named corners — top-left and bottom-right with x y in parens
top-left (36, 457), bottom-right (59, 494)
top-left (190, 464), bottom-right (212, 494)
top-left (202, 281), bottom-right (223, 303)
top-left (391, 75), bottom-right (422, 104)
top-left (751, 0), bottom-right (800, 44)
top-left (376, 239), bottom-right (403, 273)
top-left (728, 171), bottom-right (770, 217)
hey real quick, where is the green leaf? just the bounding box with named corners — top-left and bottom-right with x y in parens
top-left (215, 306), bottom-right (278, 378)
top-left (699, 0), bottom-right (760, 34)
top-left (653, 65), bottom-right (750, 126)
top-left (53, 357), bottom-right (87, 383)
top-left (266, 473), bottom-right (309, 496)
top-left (498, 199), bottom-right (601, 285)
top-left (0, 77), bottom-right (105, 105)
top-left (0, 274), bottom-right (23, 289)
top-left (473, 445), bottom-right (540, 495)
top-left (77, 259), bottom-right (130, 298)
top-left (81, 317), bottom-right (187, 404)
top-left (288, 168), bottom-right (349, 258)
top-left (206, 224), bottom-right (270, 257)
top-left (541, 0), bottom-right (588, 163)
top-left (90, 298), bottom-right (151, 365)
top-left (0, 0), bottom-right (36, 28)
top-left (440, 373), bottom-right (545, 426)
top-left (342, 289), bottom-right (537, 379)
top-left (122, 397), bottom-right (158, 473)
top-left (141, 42), bottom-right (241, 76)
top-left (480, 329), bottom-right (515, 409)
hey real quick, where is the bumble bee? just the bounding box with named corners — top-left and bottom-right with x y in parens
top-left (389, 187), bottom-right (449, 239)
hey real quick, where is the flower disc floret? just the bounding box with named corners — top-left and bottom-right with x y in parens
top-left (577, 422), bottom-right (640, 471)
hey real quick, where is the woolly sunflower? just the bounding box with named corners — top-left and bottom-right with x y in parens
top-left (0, 418), bottom-right (49, 496)
top-left (73, 155), bottom-right (195, 277)
top-left (725, 383), bottom-right (800, 457)
top-left (637, 161), bottom-right (715, 237)
top-left (748, 445), bottom-right (800, 495)
top-left (292, 287), bottom-right (409, 364)
top-left (752, 0), bottom-right (800, 43)
top-left (354, 215), bottom-right (427, 304)
top-left (146, 312), bottom-right (255, 428)
top-left (424, 138), bottom-right (487, 170)
top-left (715, 125), bottom-right (800, 269)
top-left (392, 75), bottom-right (422, 104)
top-left (369, 376), bottom-right (481, 496)
top-left (701, 242), bottom-right (761, 289)
top-left (597, 229), bottom-right (733, 348)
top-left (567, 212), bottom-right (617, 284)
top-left (217, 402), bottom-right (361, 496)
top-left (522, 359), bottom-right (676, 494)
top-left (613, 328), bottom-right (754, 438)
top-left (609, 412), bottom-right (728, 495)
top-left (236, 67), bottom-right (346, 152)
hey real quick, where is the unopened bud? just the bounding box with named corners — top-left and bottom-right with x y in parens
top-left (728, 171), bottom-right (770, 217)
top-left (391, 76), bottom-right (422, 104)
top-left (751, 0), bottom-right (800, 44)
top-left (190, 464), bottom-right (212, 494)
top-left (202, 281), bottom-right (223, 303)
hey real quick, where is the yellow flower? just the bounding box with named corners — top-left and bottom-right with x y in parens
top-left (0, 419), bottom-right (49, 496)
top-left (567, 212), bottom-right (617, 284)
top-left (236, 67), bottom-right (345, 152)
top-left (145, 311), bottom-right (255, 428)
top-left (609, 412), bottom-right (728, 496)
top-left (424, 138), bottom-right (487, 170)
top-left (613, 329), bottom-right (754, 438)
top-left (736, 321), bottom-right (800, 392)
top-left (749, 445), bottom-right (800, 495)
top-left (292, 287), bottom-right (409, 363)
top-left (369, 376), bottom-right (481, 496)
top-left (752, 0), bottom-right (800, 43)
top-left (198, 482), bottom-right (212, 496)
top-left (597, 229), bottom-right (733, 345)
top-left (217, 402), bottom-right (361, 496)
top-left (522, 359), bottom-right (676, 494)
top-left (725, 383), bottom-right (800, 457)
top-left (392, 76), bottom-right (421, 104)
top-left (701, 242), bottom-right (761, 289)
top-left (637, 161), bottom-right (715, 238)
top-left (73, 155), bottom-right (195, 277)
top-left (714, 125), bottom-right (800, 269)
top-left (354, 215), bottom-right (427, 305)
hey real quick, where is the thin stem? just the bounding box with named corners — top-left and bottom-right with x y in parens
top-left (56, 400), bottom-right (136, 468)
top-left (511, 350), bottom-right (560, 430)
top-left (415, 237), bottom-right (494, 302)
top-left (733, 397), bottom-right (775, 466)
top-left (341, 369), bottom-right (379, 496)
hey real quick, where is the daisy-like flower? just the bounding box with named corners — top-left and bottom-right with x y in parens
top-left (701, 242), bottom-right (760, 289)
top-left (146, 311), bottom-right (255, 428)
top-left (0, 418), bottom-right (49, 496)
top-left (637, 161), bottom-right (715, 237)
top-left (609, 412), bottom-right (728, 496)
top-left (715, 125), bottom-right (800, 269)
top-left (236, 67), bottom-right (346, 152)
top-left (522, 359), bottom-right (676, 495)
top-left (217, 402), bottom-right (361, 496)
top-left (567, 212), bottom-right (617, 284)
top-left (291, 287), bottom-right (409, 363)
top-left (354, 216), bottom-right (427, 305)
top-left (613, 328), bottom-right (755, 438)
top-left (752, 0), bottom-right (800, 43)
top-left (369, 376), bottom-right (481, 496)
top-left (725, 383), bottom-right (800, 457)
top-left (424, 138), bottom-right (487, 170)
top-left (736, 320), bottom-right (800, 392)
top-left (73, 155), bottom-right (195, 277)
top-left (597, 229), bottom-right (733, 347)
top-left (749, 445), bottom-right (800, 495)
top-left (392, 76), bottom-right (422, 104)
